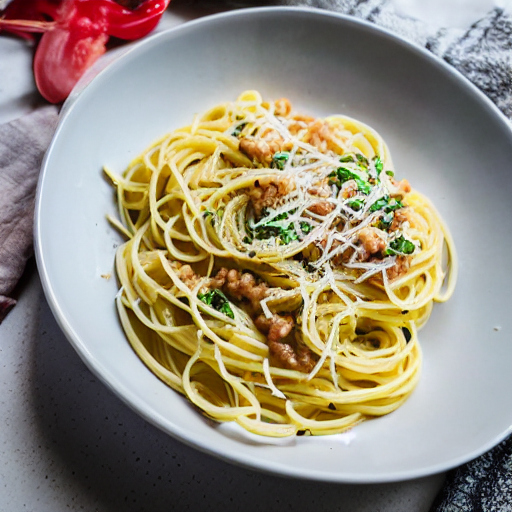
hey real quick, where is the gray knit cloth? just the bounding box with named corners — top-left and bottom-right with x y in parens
top-left (202, 0), bottom-right (512, 119)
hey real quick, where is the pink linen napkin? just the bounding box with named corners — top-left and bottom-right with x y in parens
top-left (0, 105), bottom-right (59, 321)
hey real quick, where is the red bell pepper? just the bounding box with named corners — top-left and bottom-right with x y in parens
top-left (0, 0), bottom-right (170, 103)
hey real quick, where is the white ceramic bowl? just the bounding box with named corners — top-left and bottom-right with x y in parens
top-left (35, 7), bottom-right (512, 483)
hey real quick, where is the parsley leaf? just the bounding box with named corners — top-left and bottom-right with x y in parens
top-left (253, 222), bottom-right (299, 244)
top-left (356, 153), bottom-right (369, 168)
top-left (231, 123), bottom-right (247, 137)
top-left (369, 197), bottom-right (389, 213)
top-left (378, 212), bottom-right (394, 231)
top-left (258, 208), bottom-right (293, 223)
top-left (249, 209), bottom-right (304, 245)
top-left (369, 195), bottom-right (403, 213)
top-left (385, 236), bottom-right (416, 255)
top-left (248, 208), bottom-right (312, 245)
top-left (347, 198), bottom-right (365, 211)
top-left (329, 167), bottom-right (372, 195)
top-left (300, 221), bottom-right (313, 234)
top-left (198, 289), bottom-right (235, 319)
top-left (271, 152), bottom-right (290, 170)
top-left (373, 156), bottom-right (384, 176)
top-left (386, 198), bottom-right (403, 211)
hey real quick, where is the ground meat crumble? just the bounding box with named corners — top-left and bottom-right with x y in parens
top-left (255, 314), bottom-right (316, 373)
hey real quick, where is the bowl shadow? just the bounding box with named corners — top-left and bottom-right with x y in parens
top-left (28, 294), bottom-right (445, 511)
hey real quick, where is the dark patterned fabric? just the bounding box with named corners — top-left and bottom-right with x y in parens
top-left (426, 8), bottom-right (512, 119)
top-left (190, 0), bottom-right (512, 119)
top-left (430, 435), bottom-right (512, 511)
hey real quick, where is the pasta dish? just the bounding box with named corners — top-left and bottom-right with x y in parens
top-left (105, 91), bottom-right (457, 437)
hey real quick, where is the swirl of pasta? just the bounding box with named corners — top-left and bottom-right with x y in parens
top-left (105, 91), bottom-right (457, 437)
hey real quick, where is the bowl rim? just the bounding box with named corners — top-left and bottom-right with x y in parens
top-left (35, 6), bottom-right (512, 484)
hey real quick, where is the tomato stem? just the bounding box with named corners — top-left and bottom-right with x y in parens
top-left (0, 18), bottom-right (55, 33)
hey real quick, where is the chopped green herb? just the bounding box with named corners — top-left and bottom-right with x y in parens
top-left (339, 154), bottom-right (355, 163)
top-left (231, 123), bottom-right (247, 137)
top-left (386, 198), bottom-right (403, 211)
top-left (378, 211), bottom-right (394, 231)
top-left (248, 209), bottom-right (310, 245)
top-left (374, 156), bottom-right (384, 175)
top-left (330, 167), bottom-right (354, 182)
top-left (259, 207), bottom-right (296, 221)
top-left (385, 235), bottom-right (416, 256)
top-left (253, 222), bottom-right (299, 244)
top-left (203, 210), bottom-right (214, 218)
top-left (300, 221), bottom-right (313, 234)
top-left (369, 195), bottom-right (404, 213)
top-left (369, 197), bottom-right (389, 213)
top-left (273, 211), bottom-right (291, 221)
top-left (356, 153), bottom-right (369, 167)
top-left (354, 179), bottom-right (372, 195)
top-left (271, 152), bottom-right (290, 170)
top-left (347, 198), bottom-right (365, 211)
top-left (198, 289), bottom-right (235, 319)
top-left (278, 225), bottom-right (300, 244)
top-left (385, 170), bottom-right (394, 177)
top-left (329, 167), bottom-right (372, 195)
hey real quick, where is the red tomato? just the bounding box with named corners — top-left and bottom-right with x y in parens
top-left (0, 0), bottom-right (170, 103)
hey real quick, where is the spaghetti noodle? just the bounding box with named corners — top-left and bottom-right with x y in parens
top-left (105, 91), bottom-right (457, 437)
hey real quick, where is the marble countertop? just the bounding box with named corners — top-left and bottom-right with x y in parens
top-left (1, 1), bottom-right (509, 510)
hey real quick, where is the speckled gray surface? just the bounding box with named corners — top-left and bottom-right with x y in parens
top-left (1, 264), bottom-right (446, 511)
